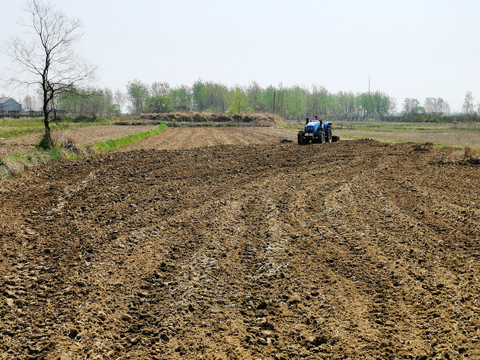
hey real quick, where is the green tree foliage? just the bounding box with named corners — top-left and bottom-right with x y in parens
top-left (275, 84), bottom-right (288, 118)
top-left (127, 80), bottom-right (149, 114)
top-left (246, 82), bottom-right (266, 112)
top-left (145, 95), bottom-right (173, 113)
top-left (229, 87), bottom-right (246, 114)
top-left (121, 79), bottom-right (478, 122)
top-left (202, 82), bottom-right (228, 113)
top-left (192, 79), bottom-right (208, 111)
top-left (170, 86), bottom-right (192, 112)
top-left (263, 86), bottom-right (277, 114)
top-left (286, 86), bottom-right (308, 120)
top-left (307, 86), bottom-right (328, 117)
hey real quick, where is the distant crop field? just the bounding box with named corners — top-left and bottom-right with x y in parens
top-left (285, 120), bottom-right (480, 148)
top-left (0, 117), bottom-right (45, 138)
top-left (0, 117), bottom-right (117, 139)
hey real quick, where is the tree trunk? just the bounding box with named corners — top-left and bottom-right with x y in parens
top-left (39, 101), bottom-right (53, 149)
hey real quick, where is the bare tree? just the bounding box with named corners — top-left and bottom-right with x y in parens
top-left (5, 0), bottom-right (95, 148)
top-left (150, 82), bottom-right (171, 97)
top-left (114, 90), bottom-right (126, 113)
top-left (462, 91), bottom-right (475, 115)
top-left (424, 97), bottom-right (450, 114)
top-left (402, 98), bottom-right (421, 115)
top-left (23, 94), bottom-right (35, 111)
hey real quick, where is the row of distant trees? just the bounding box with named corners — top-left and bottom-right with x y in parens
top-left (387, 91), bottom-right (480, 122)
top-left (124, 79), bottom-right (396, 120)
top-left (18, 82), bottom-right (480, 123)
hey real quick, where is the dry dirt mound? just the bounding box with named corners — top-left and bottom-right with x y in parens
top-left (1, 138), bottom-right (479, 359)
top-left (135, 112), bottom-right (286, 126)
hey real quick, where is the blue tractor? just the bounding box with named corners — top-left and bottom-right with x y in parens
top-left (297, 115), bottom-right (338, 145)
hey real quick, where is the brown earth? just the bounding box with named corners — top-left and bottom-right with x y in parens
top-left (119, 127), bottom-right (295, 151)
top-left (1, 128), bottom-right (479, 359)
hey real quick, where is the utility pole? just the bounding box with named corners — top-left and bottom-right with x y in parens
top-left (368, 76), bottom-right (371, 93)
top-left (273, 91), bottom-right (276, 117)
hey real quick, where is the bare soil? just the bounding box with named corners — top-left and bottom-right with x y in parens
top-left (1, 128), bottom-right (479, 359)
top-left (337, 129), bottom-right (480, 147)
top-left (119, 127), bottom-right (295, 151)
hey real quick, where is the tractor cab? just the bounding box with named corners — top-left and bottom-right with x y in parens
top-left (305, 115), bottom-right (322, 134)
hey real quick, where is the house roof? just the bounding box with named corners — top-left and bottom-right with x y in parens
top-left (0, 97), bottom-right (19, 105)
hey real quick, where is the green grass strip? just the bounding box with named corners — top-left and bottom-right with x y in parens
top-left (92, 123), bottom-right (167, 152)
top-left (0, 124), bottom-right (167, 180)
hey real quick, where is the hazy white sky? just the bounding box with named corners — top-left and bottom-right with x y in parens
top-left (1, 0), bottom-right (479, 112)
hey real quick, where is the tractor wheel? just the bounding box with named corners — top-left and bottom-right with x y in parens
top-left (326, 127), bottom-right (332, 142)
top-left (297, 131), bottom-right (305, 145)
top-left (319, 132), bottom-right (325, 144)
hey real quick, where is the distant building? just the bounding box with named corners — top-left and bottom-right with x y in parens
top-left (0, 97), bottom-right (22, 112)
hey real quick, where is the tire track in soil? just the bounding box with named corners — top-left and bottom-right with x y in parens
top-left (1, 134), bottom-right (479, 359)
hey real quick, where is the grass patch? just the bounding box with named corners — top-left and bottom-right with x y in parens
top-left (0, 117), bottom-right (45, 138)
top-left (0, 117), bottom-right (44, 128)
top-left (92, 123), bottom-right (167, 152)
top-left (0, 147), bottom-right (67, 180)
top-left (433, 144), bottom-right (449, 149)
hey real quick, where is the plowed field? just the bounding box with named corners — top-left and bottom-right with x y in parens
top-left (118, 127), bottom-right (295, 151)
top-left (1, 127), bottom-right (479, 359)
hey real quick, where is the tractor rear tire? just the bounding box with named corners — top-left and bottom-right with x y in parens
top-left (326, 127), bottom-right (332, 142)
top-left (319, 132), bottom-right (325, 144)
top-left (297, 131), bottom-right (306, 145)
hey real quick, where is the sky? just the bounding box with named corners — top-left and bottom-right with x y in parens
top-left (0, 0), bottom-right (479, 112)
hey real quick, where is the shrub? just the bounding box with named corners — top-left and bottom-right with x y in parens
top-left (464, 146), bottom-right (477, 159)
